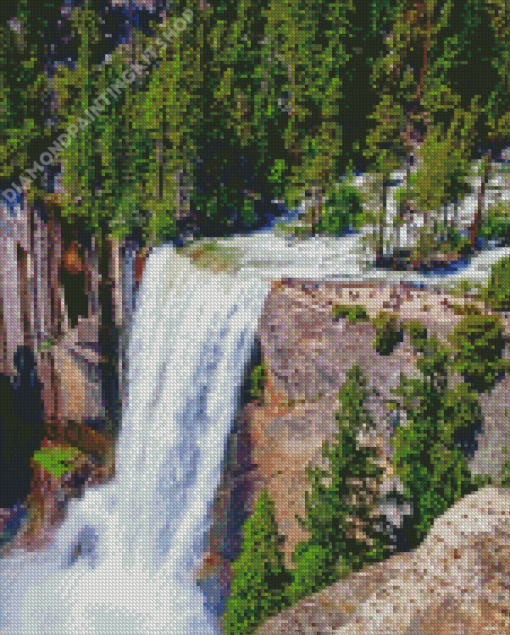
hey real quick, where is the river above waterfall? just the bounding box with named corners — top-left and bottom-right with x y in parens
top-left (0, 244), bottom-right (269, 635)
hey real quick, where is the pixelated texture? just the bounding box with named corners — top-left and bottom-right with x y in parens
top-left (1, 1), bottom-right (510, 634)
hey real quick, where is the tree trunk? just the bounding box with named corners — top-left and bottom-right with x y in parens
top-left (379, 178), bottom-right (388, 259)
top-left (310, 185), bottom-right (322, 237)
top-left (452, 198), bottom-right (459, 231)
top-left (471, 149), bottom-right (492, 249)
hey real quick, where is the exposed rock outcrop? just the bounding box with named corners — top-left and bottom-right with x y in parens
top-left (243, 280), bottom-right (510, 569)
top-left (254, 486), bottom-right (510, 635)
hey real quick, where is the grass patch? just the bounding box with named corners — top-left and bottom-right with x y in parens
top-left (32, 445), bottom-right (85, 478)
top-left (182, 239), bottom-right (242, 272)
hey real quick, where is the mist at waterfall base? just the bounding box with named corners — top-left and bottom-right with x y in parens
top-left (0, 244), bottom-right (269, 634)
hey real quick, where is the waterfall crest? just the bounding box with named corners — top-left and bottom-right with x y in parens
top-left (0, 244), bottom-right (269, 635)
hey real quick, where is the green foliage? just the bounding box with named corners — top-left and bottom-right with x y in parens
top-left (249, 361), bottom-right (266, 401)
top-left (294, 365), bottom-right (391, 590)
top-left (483, 254), bottom-right (510, 311)
top-left (444, 381), bottom-right (484, 447)
top-left (286, 542), bottom-right (348, 606)
top-left (447, 303), bottom-right (481, 316)
top-left (240, 198), bottom-right (256, 227)
top-left (406, 320), bottom-right (428, 353)
top-left (332, 304), bottom-right (369, 323)
top-left (499, 446), bottom-right (510, 488)
top-left (479, 201), bottom-right (510, 243)
top-left (437, 0), bottom-right (502, 145)
top-left (374, 312), bottom-right (403, 356)
top-left (448, 313), bottom-right (507, 393)
top-left (348, 305), bottom-right (369, 323)
top-left (316, 182), bottom-right (364, 235)
top-left (32, 445), bottom-right (84, 478)
top-left (332, 304), bottom-right (352, 319)
top-left (444, 229), bottom-right (472, 256)
top-left (222, 489), bottom-right (292, 635)
top-left (0, 1), bottom-right (47, 182)
top-left (391, 337), bottom-right (481, 549)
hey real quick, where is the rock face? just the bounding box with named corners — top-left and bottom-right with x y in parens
top-left (254, 486), bottom-right (510, 635)
top-left (243, 280), bottom-right (510, 569)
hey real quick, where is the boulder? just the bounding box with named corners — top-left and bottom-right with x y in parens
top-left (254, 486), bottom-right (510, 635)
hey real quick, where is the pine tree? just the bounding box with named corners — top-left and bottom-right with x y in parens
top-left (0, 0), bottom-right (48, 184)
top-left (55, 0), bottom-right (102, 226)
top-left (391, 337), bottom-right (480, 549)
top-left (291, 365), bottom-right (391, 603)
top-left (285, 541), bottom-right (343, 606)
top-left (222, 489), bottom-right (291, 635)
top-left (341, 0), bottom-right (400, 173)
top-left (363, 89), bottom-right (405, 259)
top-left (448, 313), bottom-right (508, 393)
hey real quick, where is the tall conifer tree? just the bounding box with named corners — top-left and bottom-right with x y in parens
top-left (222, 489), bottom-right (291, 635)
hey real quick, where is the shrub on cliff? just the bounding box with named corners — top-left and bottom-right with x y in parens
top-left (222, 489), bottom-right (292, 635)
top-left (499, 447), bottom-right (510, 487)
top-left (32, 445), bottom-right (84, 479)
top-left (249, 361), bottom-right (266, 401)
top-left (285, 542), bottom-right (347, 606)
top-left (406, 320), bottom-right (428, 353)
top-left (448, 313), bottom-right (507, 393)
top-left (374, 312), bottom-right (403, 355)
top-left (483, 253), bottom-right (510, 310)
top-left (291, 365), bottom-right (391, 604)
top-left (332, 304), bottom-right (369, 322)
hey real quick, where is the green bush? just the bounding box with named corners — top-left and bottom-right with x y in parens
top-left (448, 314), bottom-right (508, 393)
top-left (347, 305), bottom-right (369, 322)
top-left (479, 201), bottom-right (510, 243)
top-left (406, 320), bottom-right (428, 353)
top-left (374, 312), bottom-right (403, 356)
top-left (332, 304), bottom-right (352, 319)
top-left (222, 490), bottom-right (291, 635)
top-left (332, 304), bottom-right (369, 322)
top-left (286, 542), bottom-right (346, 606)
top-left (455, 237), bottom-right (473, 256)
top-left (317, 183), bottom-right (364, 235)
top-left (499, 447), bottom-right (510, 488)
top-left (249, 362), bottom-right (266, 401)
top-left (483, 254), bottom-right (510, 311)
top-left (32, 445), bottom-right (83, 478)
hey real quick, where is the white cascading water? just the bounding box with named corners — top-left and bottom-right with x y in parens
top-left (0, 244), bottom-right (269, 634)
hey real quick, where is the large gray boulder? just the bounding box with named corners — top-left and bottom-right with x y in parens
top-left (254, 486), bottom-right (510, 635)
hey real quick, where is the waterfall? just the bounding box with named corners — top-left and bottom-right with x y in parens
top-left (0, 244), bottom-right (269, 635)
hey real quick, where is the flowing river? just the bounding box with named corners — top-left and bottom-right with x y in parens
top-left (0, 244), bottom-right (269, 634)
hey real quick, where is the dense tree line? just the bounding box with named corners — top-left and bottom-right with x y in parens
top-left (4, 1), bottom-right (510, 251)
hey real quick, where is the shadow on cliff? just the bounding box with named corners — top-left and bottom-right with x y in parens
top-left (0, 346), bottom-right (45, 510)
top-left (220, 336), bottom-right (266, 564)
